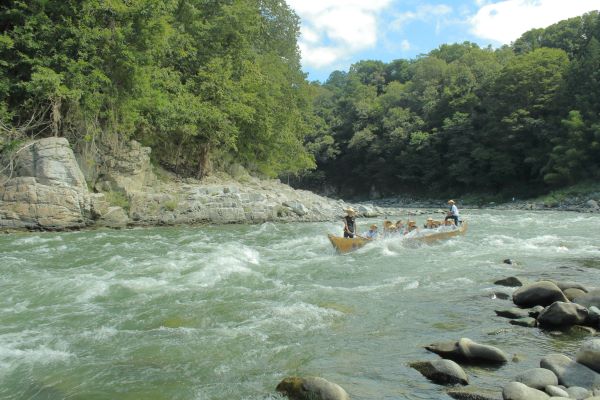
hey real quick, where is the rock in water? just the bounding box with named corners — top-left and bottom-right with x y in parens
top-left (514, 368), bottom-right (558, 389)
top-left (425, 338), bottom-right (507, 364)
top-left (410, 359), bottom-right (469, 385)
top-left (502, 382), bottom-right (549, 399)
top-left (495, 277), bottom-right (523, 287)
top-left (536, 302), bottom-right (588, 328)
top-left (577, 339), bottom-right (600, 374)
top-left (276, 376), bottom-right (350, 400)
top-left (540, 353), bottom-right (600, 389)
top-left (513, 281), bottom-right (569, 307)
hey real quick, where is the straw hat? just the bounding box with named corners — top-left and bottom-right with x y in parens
top-left (408, 220), bottom-right (416, 226)
top-left (370, 224), bottom-right (377, 229)
top-left (344, 207), bottom-right (357, 215)
top-left (448, 200), bottom-right (455, 204)
top-left (427, 217), bottom-right (433, 221)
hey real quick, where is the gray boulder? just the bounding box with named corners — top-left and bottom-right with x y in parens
top-left (495, 277), bottom-right (524, 287)
top-left (530, 306), bottom-right (546, 318)
top-left (276, 376), bottom-right (350, 400)
top-left (587, 199), bottom-right (599, 209)
top-left (513, 281), bottom-right (569, 308)
top-left (544, 385), bottom-right (569, 397)
top-left (551, 281), bottom-right (589, 293)
top-left (410, 359), bottom-right (468, 385)
top-left (537, 301), bottom-right (588, 327)
top-left (514, 368), bottom-right (558, 389)
top-left (426, 338), bottom-right (508, 364)
top-left (565, 386), bottom-right (590, 399)
top-left (588, 306), bottom-right (600, 325)
top-left (282, 200), bottom-right (309, 216)
top-left (540, 354), bottom-right (600, 389)
top-left (502, 381), bottom-right (549, 399)
top-left (577, 340), bottom-right (600, 373)
top-left (447, 388), bottom-right (502, 399)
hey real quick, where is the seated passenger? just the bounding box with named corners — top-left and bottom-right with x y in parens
top-left (444, 219), bottom-right (457, 230)
top-left (424, 217), bottom-right (435, 229)
top-left (383, 220), bottom-right (393, 235)
top-left (365, 224), bottom-right (379, 239)
top-left (395, 220), bottom-right (405, 234)
top-left (407, 220), bottom-right (418, 232)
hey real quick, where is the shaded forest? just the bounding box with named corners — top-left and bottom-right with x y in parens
top-left (1, 2), bottom-right (599, 198)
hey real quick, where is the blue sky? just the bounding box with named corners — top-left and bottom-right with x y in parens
top-left (287, 0), bottom-right (600, 82)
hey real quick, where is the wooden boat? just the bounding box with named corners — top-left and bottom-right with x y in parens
top-left (327, 234), bottom-right (372, 254)
top-left (328, 222), bottom-right (468, 254)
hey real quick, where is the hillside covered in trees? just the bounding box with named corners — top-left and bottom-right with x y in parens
top-left (301, 11), bottom-right (600, 198)
top-left (1, 2), bottom-right (599, 199)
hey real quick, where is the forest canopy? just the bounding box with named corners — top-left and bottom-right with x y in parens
top-left (1, 2), bottom-right (599, 198)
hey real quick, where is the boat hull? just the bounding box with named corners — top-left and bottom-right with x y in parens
top-left (327, 222), bottom-right (468, 254)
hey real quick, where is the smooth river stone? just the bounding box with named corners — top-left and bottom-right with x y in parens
top-left (276, 376), bottom-right (350, 400)
top-left (577, 339), bottom-right (600, 373)
top-left (426, 338), bottom-right (508, 364)
top-left (540, 354), bottom-right (600, 389)
top-left (564, 386), bottom-right (590, 399)
top-left (513, 281), bottom-right (569, 307)
top-left (514, 368), bottom-right (558, 389)
top-left (495, 277), bottom-right (523, 287)
top-left (495, 308), bottom-right (530, 319)
top-left (502, 381), bottom-right (549, 400)
top-left (544, 385), bottom-right (569, 397)
top-left (410, 359), bottom-right (469, 385)
top-left (537, 301), bottom-right (588, 327)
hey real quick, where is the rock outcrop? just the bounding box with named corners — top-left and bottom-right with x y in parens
top-left (1, 138), bottom-right (375, 230)
top-left (0, 137), bottom-right (92, 230)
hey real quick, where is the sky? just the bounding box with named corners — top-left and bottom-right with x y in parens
top-left (286, 0), bottom-right (600, 82)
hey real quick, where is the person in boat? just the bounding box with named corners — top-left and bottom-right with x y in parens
top-left (383, 220), bottom-right (393, 235)
top-left (343, 207), bottom-right (357, 238)
top-left (395, 220), bottom-right (405, 234)
top-left (424, 217), bottom-right (435, 229)
top-left (445, 200), bottom-right (460, 226)
top-left (443, 219), bottom-right (457, 230)
top-left (407, 220), bottom-right (418, 233)
top-left (365, 224), bottom-right (379, 239)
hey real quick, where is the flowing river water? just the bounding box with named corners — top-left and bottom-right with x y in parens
top-left (1, 210), bottom-right (600, 400)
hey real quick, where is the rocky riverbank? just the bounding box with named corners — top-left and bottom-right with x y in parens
top-left (0, 137), bottom-right (394, 232)
top-left (2, 137), bottom-right (598, 232)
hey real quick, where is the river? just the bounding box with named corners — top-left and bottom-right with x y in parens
top-left (1, 210), bottom-right (600, 399)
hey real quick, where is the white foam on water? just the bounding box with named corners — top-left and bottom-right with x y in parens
top-left (268, 301), bottom-right (343, 330)
top-left (75, 280), bottom-right (110, 302)
top-left (120, 276), bottom-right (168, 292)
top-left (80, 326), bottom-right (119, 341)
top-left (313, 275), bottom-right (409, 293)
top-left (404, 280), bottom-right (419, 290)
top-left (187, 257), bottom-right (253, 288)
top-left (12, 235), bottom-right (63, 246)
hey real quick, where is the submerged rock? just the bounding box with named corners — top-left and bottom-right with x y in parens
top-left (495, 277), bottom-right (523, 287)
top-left (513, 281), bottom-right (569, 308)
top-left (447, 388), bottom-right (502, 400)
top-left (495, 308), bottom-right (530, 319)
top-left (276, 376), bottom-right (350, 400)
top-left (410, 359), bottom-right (468, 385)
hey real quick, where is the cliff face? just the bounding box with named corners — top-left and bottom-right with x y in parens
top-left (0, 138), bottom-right (92, 230)
top-left (0, 137), bottom-right (368, 231)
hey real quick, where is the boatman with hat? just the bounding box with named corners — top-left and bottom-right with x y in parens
top-left (343, 207), bottom-right (357, 238)
top-left (445, 200), bottom-right (460, 226)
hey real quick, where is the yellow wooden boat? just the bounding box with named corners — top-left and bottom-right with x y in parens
top-left (328, 222), bottom-right (468, 254)
top-left (327, 234), bottom-right (372, 254)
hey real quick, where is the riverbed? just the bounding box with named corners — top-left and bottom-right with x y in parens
top-left (1, 210), bottom-right (600, 399)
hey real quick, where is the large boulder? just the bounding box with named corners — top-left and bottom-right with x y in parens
top-left (550, 281), bottom-right (589, 293)
top-left (577, 340), bottom-right (600, 374)
top-left (0, 137), bottom-right (92, 230)
top-left (564, 288), bottom-right (587, 301)
top-left (425, 338), bottom-right (508, 364)
top-left (514, 368), bottom-right (558, 389)
top-left (276, 377), bottom-right (350, 400)
top-left (540, 354), bottom-right (600, 389)
top-left (513, 281), bottom-right (569, 307)
top-left (537, 302), bottom-right (589, 327)
top-left (502, 381), bottom-right (549, 400)
top-left (410, 359), bottom-right (468, 385)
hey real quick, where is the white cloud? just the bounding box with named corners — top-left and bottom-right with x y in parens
top-left (390, 4), bottom-right (453, 30)
top-left (470, 0), bottom-right (600, 44)
top-left (287, 0), bottom-right (392, 70)
top-left (400, 39), bottom-right (411, 50)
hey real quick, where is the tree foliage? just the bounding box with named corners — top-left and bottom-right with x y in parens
top-left (0, 0), bottom-right (314, 178)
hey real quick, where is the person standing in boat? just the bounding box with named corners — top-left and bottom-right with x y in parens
top-left (343, 207), bottom-right (358, 238)
top-left (445, 200), bottom-right (460, 226)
